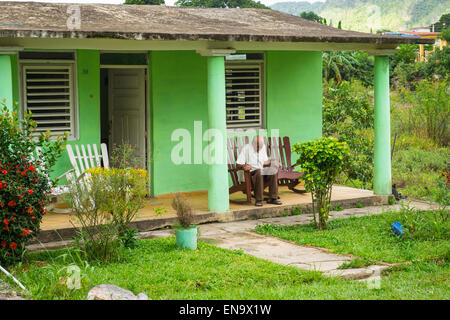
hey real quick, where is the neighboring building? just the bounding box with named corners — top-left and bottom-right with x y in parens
top-left (395, 26), bottom-right (447, 62)
top-left (0, 2), bottom-right (433, 212)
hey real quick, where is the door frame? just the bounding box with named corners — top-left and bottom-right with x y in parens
top-left (101, 65), bottom-right (150, 176)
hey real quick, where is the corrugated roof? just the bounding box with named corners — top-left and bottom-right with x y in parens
top-left (0, 2), bottom-right (434, 45)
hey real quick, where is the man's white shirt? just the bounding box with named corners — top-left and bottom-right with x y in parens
top-left (236, 143), bottom-right (277, 182)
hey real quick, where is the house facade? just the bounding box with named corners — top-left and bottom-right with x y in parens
top-left (0, 2), bottom-right (433, 212)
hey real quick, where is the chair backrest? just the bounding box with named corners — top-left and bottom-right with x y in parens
top-left (66, 143), bottom-right (109, 179)
top-left (226, 135), bottom-right (250, 186)
top-left (267, 136), bottom-right (294, 172)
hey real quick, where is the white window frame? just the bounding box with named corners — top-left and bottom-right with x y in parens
top-left (19, 52), bottom-right (78, 140)
top-left (225, 54), bottom-right (265, 130)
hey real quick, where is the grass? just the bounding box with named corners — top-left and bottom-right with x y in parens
top-left (1, 220), bottom-right (449, 300)
top-left (254, 210), bottom-right (449, 263)
top-left (253, 209), bottom-right (450, 299)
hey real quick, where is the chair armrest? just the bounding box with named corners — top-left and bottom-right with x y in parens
top-left (56, 169), bottom-right (75, 181)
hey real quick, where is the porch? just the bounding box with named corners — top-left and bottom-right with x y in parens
top-left (36, 186), bottom-right (389, 243)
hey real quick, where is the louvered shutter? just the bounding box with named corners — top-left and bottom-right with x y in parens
top-left (225, 61), bottom-right (263, 128)
top-left (22, 65), bottom-right (75, 137)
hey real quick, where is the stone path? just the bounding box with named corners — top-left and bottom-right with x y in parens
top-left (145, 200), bottom-right (439, 281)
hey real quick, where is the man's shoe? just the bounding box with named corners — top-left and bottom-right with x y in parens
top-left (255, 201), bottom-right (263, 207)
top-left (267, 198), bottom-right (282, 205)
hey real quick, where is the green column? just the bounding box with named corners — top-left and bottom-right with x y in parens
top-left (0, 55), bottom-right (14, 111)
top-left (206, 56), bottom-right (229, 212)
top-left (373, 56), bottom-right (392, 195)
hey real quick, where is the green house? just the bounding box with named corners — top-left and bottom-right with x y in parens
top-left (0, 2), bottom-right (432, 212)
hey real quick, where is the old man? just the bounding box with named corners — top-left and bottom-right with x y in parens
top-left (236, 136), bottom-right (282, 207)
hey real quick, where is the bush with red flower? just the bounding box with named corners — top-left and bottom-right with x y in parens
top-left (0, 101), bottom-right (67, 265)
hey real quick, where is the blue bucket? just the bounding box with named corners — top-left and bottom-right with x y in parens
top-left (175, 226), bottom-right (198, 250)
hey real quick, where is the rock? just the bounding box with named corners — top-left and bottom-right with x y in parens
top-left (87, 284), bottom-right (149, 300)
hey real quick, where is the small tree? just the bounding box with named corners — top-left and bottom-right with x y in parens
top-left (293, 137), bottom-right (349, 230)
top-left (0, 102), bottom-right (67, 265)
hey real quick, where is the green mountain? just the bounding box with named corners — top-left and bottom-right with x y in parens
top-left (271, 0), bottom-right (450, 32)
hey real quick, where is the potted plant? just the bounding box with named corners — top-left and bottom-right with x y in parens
top-left (171, 193), bottom-right (198, 250)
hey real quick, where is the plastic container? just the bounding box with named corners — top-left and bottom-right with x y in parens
top-left (175, 226), bottom-right (198, 250)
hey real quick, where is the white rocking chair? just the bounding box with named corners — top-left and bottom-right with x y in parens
top-left (33, 143), bottom-right (109, 213)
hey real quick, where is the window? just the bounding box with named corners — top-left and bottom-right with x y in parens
top-left (225, 53), bottom-right (264, 129)
top-left (20, 51), bottom-right (77, 139)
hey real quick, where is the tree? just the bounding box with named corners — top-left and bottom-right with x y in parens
top-left (299, 11), bottom-right (324, 24)
top-left (432, 13), bottom-right (450, 32)
top-left (293, 137), bottom-right (349, 230)
top-left (175, 0), bottom-right (269, 9)
top-left (440, 28), bottom-right (450, 42)
top-left (322, 51), bottom-right (359, 83)
top-left (124, 0), bottom-right (165, 5)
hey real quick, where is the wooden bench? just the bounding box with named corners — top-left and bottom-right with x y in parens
top-left (227, 135), bottom-right (305, 203)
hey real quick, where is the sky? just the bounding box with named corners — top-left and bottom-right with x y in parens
top-left (0, 0), bottom-right (326, 8)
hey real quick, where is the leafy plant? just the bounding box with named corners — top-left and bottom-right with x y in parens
top-left (434, 168), bottom-right (449, 208)
top-left (401, 78), bottom-right (449, 146)
top-left (110, 142), bottom-right (144, 169)
top-left (86, 167), bottom-right (148, 237)
top-left (68, 167), bottom-right (149, 261)
top-left (68, 177), bottom-right (121, 263)
top-left (0, 103), bottom-right (66, 265)
top-left (397, 205), bottom-right (449, 241)
top-left (293, 137), bottom-right (349, 230)
top-left (171, 193), bottom-right (195, 228)
top-left (323, 80), bottom-right (374, 188)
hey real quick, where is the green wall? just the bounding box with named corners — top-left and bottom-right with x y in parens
top-left (0, 54), bottom-right (18, 112)
top-left (149, 50), bottom-right (323, 196)
top-left (3, 48), bottom-right (322, 195)
top-left (150, 51), bottom-right (209, 196)
top-left (52, 50), bottom-right (101, 180)
top-left (266, 51), bottom-right (323, 154)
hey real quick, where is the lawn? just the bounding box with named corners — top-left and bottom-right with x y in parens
top-left (253, 208), bottom-right (449, 299)
top-left (2, 211), bottom-right (449, 300)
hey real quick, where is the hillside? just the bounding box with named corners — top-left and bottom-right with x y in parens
top-left (271, 0), bottom-right (450, 32)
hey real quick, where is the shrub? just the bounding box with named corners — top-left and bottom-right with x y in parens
top-left (110, 142), bottom-right (144, 169)
top-left (323, 80), bottom-right (374, 188)
top-left (396, 206), bottom-right (449, 241)
top-left (68, 167), bottom-right (149, 262)
top-left (434, 168), bottom-right (449, 208)
top-left (87, 167), bottom-right (148, 236)
top-left (171, 193), bottom-right (194, 228)
top-left (0, 103), bottom-right (66, 265)
top-left (401, 78), bottom-right (449, 146)
top-left (423, 47), bottom-right (450, 80)
top-left (293, 137), bottom-right (349, 230)
top-left (68, 173), bottom-right (120, 263)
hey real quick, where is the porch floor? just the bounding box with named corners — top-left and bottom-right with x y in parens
top-left (41, 186), bottom-right (379, 232)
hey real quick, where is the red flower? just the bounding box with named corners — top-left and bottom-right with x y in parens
top-left (1, 241), bottom-right (6, 248)
top-left (27, 189), bottom-right (34, 195)
top-left (3, 226), bottom-right (9, 231)
top-left (27, 207), bottom-right (34, 214)
top-left (1, 170), bottom-right (7, 175)
top-left (20, 229), bottom-right (31, 237)
top-left (3, 219), bottom-right (9, 225)
top-left (9, 242), bottom-right (17, 250)
top-left (28, 166), bottom-right (36, 171)
top-left (8, 200), bottom-right (16, 207)
top-left (0, 181), bottom-right (5, 188)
